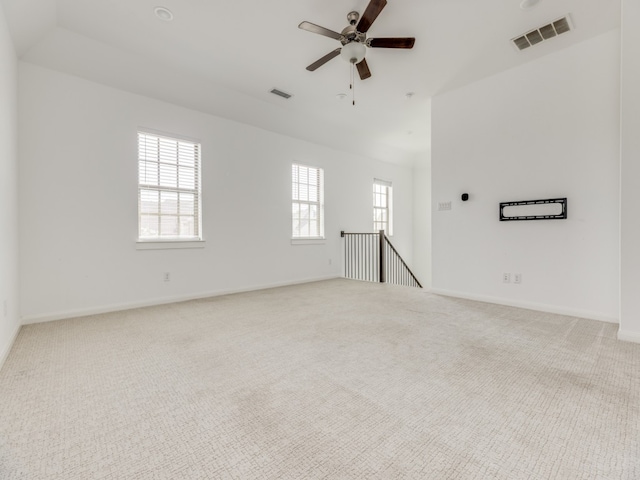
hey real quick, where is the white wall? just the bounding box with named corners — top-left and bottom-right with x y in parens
top-left (412, 152), bottom-right (431, 289)
top-left (431, 30), bottom-right (620, 322)
top-left (619, 1), bottom-right (640, 342)
top-left (0, 2), bottom-right (20, 367)
top-left (18, 63), bottom-right (414, 322)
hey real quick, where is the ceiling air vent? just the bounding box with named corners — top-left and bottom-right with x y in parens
top-left (270, 88), bottom-right (293, 99)
top-left (512, 16), bottom-right (573, 51)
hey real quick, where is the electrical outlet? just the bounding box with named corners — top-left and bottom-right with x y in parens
top-left (164, 272), bottom-right (171, 282)
top-left (503, 273), bottom-right (511, 283)
top-left (514, 273), bottom-right (522, 284)
top-left (438, 201), bottom-right (452, 211)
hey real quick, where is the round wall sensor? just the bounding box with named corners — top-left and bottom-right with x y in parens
top-left (154, 7), bottom-right (174, 21)
top-left (520, 0), bottom-right (541, 10)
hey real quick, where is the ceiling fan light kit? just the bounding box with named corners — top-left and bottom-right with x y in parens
top-left (340, 41), bottom-right (366, 64)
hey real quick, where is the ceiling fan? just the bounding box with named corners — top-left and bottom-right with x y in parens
top-left (298, 0), bottom-right (415, 80)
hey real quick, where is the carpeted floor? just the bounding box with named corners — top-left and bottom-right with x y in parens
top-left (0, 279), bottom-right (639, 479)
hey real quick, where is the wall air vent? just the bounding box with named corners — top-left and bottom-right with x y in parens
top-left (511, 16), bottom-right (573, 51)
top-left (270, 88), bottom-right (293, 99)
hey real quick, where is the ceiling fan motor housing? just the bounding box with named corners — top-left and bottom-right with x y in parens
top-left (341, 24), bottom-right (366, 45)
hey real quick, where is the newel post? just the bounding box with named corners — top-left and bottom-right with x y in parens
top-left (379, 230), bottom-right (385, 283)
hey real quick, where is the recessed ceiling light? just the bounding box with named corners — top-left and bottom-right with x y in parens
top-left (520, 0), bottom-right (541, 10)
top-left (336, 93), bottom-right (347, 100)
top-left (154, 6), bottom-right (174, 21)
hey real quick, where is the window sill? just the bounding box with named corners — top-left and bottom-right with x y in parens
top-left (136, 240), bottom-right (206, 250)
top-left (291, 238), bottom-right (326, 245)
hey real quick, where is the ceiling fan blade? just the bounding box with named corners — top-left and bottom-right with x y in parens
top-left (367, 37), bottom-right (416, 49)
top-left (356, 59), bottom-right (372, 80)
top-left (357, 0), bottom-right (387, 33)
top-left (306, 48), bottom-right (342, 71)
top-left (298, 21), bottom-right (343, 41)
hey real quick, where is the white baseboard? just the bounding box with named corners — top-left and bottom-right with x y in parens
top-left (21, 275), bottom-right (341, 325)
top-left (428, 288), bottom-right (619, 324)
top-left (0, 323), bottom-right (21, 371)
top-left (617, 329), bottom-right (640, 344)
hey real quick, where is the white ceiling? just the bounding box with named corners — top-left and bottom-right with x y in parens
top-left (1, 0), bottom-right (621, 165)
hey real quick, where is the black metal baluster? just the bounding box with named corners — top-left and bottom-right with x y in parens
top-left (366, 235), bottom-right (370, 282)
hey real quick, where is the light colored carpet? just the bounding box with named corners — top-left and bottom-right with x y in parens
top-left (0, 279), bottom-right (639, 479)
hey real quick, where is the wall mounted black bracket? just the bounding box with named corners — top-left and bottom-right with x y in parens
top-left (499, 197), bottom-right (567, 221)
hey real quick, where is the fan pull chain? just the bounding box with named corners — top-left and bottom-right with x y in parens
top-left (350, 62), bottom-right (356, 106)
top-left (349, 62), bottom-right (353, 91)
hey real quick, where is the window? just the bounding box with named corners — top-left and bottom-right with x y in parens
top-left (138, 131), bottom-right (201, 241)
top-left (373, 179), bottom-right (392, 235)
top-left (292, 163), bottom-right (324, 239)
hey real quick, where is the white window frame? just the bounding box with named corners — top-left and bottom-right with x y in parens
top-left (137, 130), bottom-right (202, 245)
top-left (292, 163), bottom-right (325, 240)
top-left (373, 178), bottom-right (393, 235)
